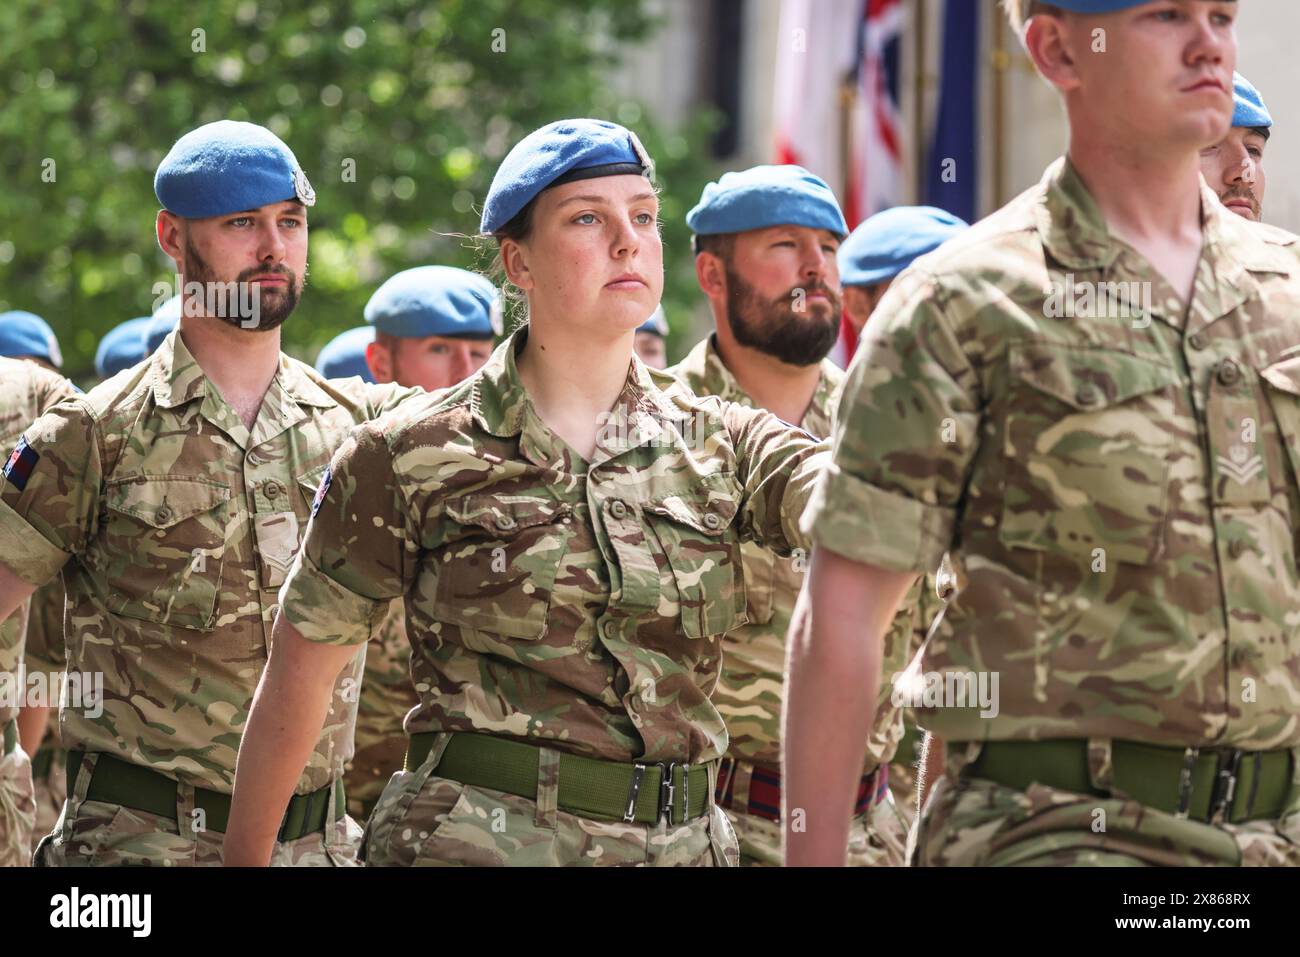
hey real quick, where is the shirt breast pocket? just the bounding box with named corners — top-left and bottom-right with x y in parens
top-left (97, 476), bottom-right (232, 630)
top-left (644, 477), bottom-right (748, 639)
top-left (433, 494), bottom-right (573, 640)
top-left (999, 342), bottom-right (1179, 567)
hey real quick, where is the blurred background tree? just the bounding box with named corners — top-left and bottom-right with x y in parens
top-left (0, 0), bottom-right (723, 384)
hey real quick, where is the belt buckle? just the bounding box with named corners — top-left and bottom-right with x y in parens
top-left (657, 762), bottom-right (679, 826)
top-left (1208, 748), bottom-right (1244, 824)
top-left (623, 763), bottom-right (648, 823)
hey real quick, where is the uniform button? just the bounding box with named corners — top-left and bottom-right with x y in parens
top-left (629, 694), bottom-right (643, 711)
top-left (1075, 383), bottom-right (1101, 407)
top-left (1228, 539), bottom-right (1246, 559)
top-left (602, 620), bottom-right (618, 641)
top-left (702, 512), bottom-right (723, 530)
top-left (1218, 359), bottom-right (1241, 386)
top-left (495, 513), bottom-right (517, 531)
top-left (154, 506), bottom-right (172, 524)
top-left (609, 500), bottom-right (627, 519)
top-left (264, 480), bottom-right (283, 500)
top-left (1188, 333), bottom-right (1207, 351)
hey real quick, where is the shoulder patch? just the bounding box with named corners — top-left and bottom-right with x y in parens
top-left (3, 436), bottom-right (39, 492)
top-left (310, 467), bottom-right (332, 518)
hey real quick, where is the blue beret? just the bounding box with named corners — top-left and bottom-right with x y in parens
top-left (315, 326), bottom-right (376, 382)
top-left (144, 296), bottom-right (182, 353)
top-left (0, 311), bottom-right (62, 367)
top-left (838, 206), bottom-right (969, 287)
top-left (481, 119), bottom-right (653, 234)
top-left (687, 165), bottom-right (847, 239)
top-left (95, 317), bottom-right (152, 378)
top-left (155, 120), bottom-right (316, 219)
top-left (1040, 1), bottom-right (1150, 11)
top-left (1232, 72), bottom-right (1272, 132)
top-left (365, 266), bottom-right (500, 339)
top-left (636, 305), bottom-right (668, 337)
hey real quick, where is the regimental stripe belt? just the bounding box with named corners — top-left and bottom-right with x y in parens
top-left (404, 731), bottom-right (712, 826)
top-left (66, 750), bottom-right (343, 841)
top-left (714, 757), bottom-right (890, 824)
top-left (969, 739), bottom-right (1295, 824)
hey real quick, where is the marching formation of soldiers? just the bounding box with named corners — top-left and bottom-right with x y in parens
top-left (1, 0), bottom-right (1298, 868)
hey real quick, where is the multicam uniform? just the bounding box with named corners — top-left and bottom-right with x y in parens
top-left (0, 357), bottom-right (77, 866)
top-left (806, 157), bottom-right (1300, 866)
top-left (278, 328), bottom-right (829, 866)
top-left (0, 332), bottom-right (415, 866)
top-left (344, 608), bottom-right (417, 820)
top-left (669, 336), bottom-right (912, 865)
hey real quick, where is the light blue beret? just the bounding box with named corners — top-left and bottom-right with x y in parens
top-left (364, 266), bottom-right (499, 339)
top-left (95, 317), bottom-right (151, 378)
top-left (636, 305), bottom-right (668, 337)
top-left (1232, 72), bottom-right (1272, 133)
top-left (838, 206), bottom-right (969, 287)
top-left (155, 120), bottom-right (316, 219)
top-left (687, 165), bottom-right (847, 239)
top-left (481, 119), bottom-right (653, 234)
top-left (1040, 1), bottom-right (1150, 11)
top-left (144, 296), bottom-right (182, 352)
top-left (315, 326), bottom-right (376, 382)
top-left (0, 311), bottom-right (62, 367)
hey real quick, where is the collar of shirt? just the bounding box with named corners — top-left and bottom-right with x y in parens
top-left (1035, 157), bottom-right (1272, 335)
top-left (470, 325), bottom-right (691, 468)
top-left (148, 328), bottom-right (336, 448)
top-left (672, 334), bottom-right (841, 436)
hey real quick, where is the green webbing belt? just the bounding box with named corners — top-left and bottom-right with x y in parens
top-left (67, 750), bottom-right (344, 841)
top-left (970, 739), bottom-right (1294, 824)
top-left (2, 720), bottom-right (15, 756)
top-left (406, 731), bottom-right (712, 826)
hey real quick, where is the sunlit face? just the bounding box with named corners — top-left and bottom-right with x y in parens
top-left (162, 200), bottom-right (308, 331)
top-left (633, 331), bottom-right (667, 369)
top-left (503, 175), bottom-right (663, 336)
top-left (366, 334), bottom-right (492, 391)
top-left (716, 225), bottom-right (842, 366)
top-left (1199, 125), bottom-right (1267, 220)
top-left (1049, 1), bottom-right (1237, 151)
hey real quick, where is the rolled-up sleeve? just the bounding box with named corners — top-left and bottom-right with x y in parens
top-left (802, 269), bottom-right (981, 573)
top-left (278, 423), bottom-right (417, 646)
top-left (0, 400), bottom-right (101, 588)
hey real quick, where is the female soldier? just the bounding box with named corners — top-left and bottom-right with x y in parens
top-left (223, 119), bottom-right (832, 866)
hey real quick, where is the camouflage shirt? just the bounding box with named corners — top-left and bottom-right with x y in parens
top-left (0, 332), bottom-right (416, 791)
top-left (669, 337), bottom-right (916, 770)
top-left (805, 157), bottom-right (1300, 750)
top-left (280, 328), bottom-right (830, 765)
top-left (0, 357), bottom-right (78, 728)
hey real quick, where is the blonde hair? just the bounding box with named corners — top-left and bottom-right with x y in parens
top-left (1003, 0), bottom-right (1065, 35)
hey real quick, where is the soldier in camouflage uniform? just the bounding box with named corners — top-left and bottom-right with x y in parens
top-left (836, 206), bottom-right (969, 825)
top-left (223, 119), bottom-right (830, 867)
top-left (1199, 71), bottom-right (1271, 222)
top-left (333, 266), bottom-right (498, 821)
top-left (669, 165), bottom-right (910, 866)
top-left (786, 0), bottom-right (1300, 866)
top-left (0, 356), bottom-right (77, 866)
top-left (0, 120), bottom-right (416, 866)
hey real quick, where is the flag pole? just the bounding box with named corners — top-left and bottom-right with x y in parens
top-left (990, 2), bottom-right (1009, 209)
top-left (913, 0), bottom-right (927, 204)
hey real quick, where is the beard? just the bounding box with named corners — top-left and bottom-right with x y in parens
top-left (182, 238), bottom-right (303, 331)
top-left (724, 264), bottom-right (840, 366)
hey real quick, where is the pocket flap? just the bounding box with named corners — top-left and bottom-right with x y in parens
top-left (105, 477), bottom-right (231, 529)
top-left (1260, 355), bottom-right (1300, 397)
top-left (1009, 342), bottom-right (1178, 410)
top-left (443, 494), bottom-right (570, 534)
top-left (644, 485), bottom-right (739, 536)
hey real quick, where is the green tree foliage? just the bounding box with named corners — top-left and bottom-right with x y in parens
top-left (0, 0), bottom-right (721, 381)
